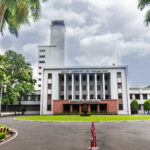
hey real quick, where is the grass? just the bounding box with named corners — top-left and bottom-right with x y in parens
top-left (16, 115), bottom-right (150, 122)
top-left (0, 125), bottom-right (4, 127)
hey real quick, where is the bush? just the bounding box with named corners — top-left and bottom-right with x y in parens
top-left (144, 99), bottom-right (150, 114)
top-left (0, 133), bottom-right (6, 140)
top-left (131, 100), bottom-right (139, 114)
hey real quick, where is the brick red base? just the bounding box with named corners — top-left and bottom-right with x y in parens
top-left (53, 99), bottom-right (118, 114)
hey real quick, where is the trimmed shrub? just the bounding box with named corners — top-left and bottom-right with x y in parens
top-left (0, 133), bottom-right (6, 140)
top-left (144, 99), bottom-right (150, 114)
top-left (131, 99), bottom-right (139, 114)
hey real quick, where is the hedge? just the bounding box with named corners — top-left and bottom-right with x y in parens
top-left (0, 133), bottom-right (6, 140)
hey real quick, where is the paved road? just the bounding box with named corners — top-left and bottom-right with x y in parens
top-left (0, 117), bottom-right (150, 150)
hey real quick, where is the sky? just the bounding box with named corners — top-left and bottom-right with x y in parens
top-left (0, 0), bottom-right (150, 87)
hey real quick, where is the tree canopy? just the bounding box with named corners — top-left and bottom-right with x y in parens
top-left (0, 0), bottom-right (47, 36)
top-left (138, 0), bottom-right (150, 25)
top-left (144, 99), bottom-right (150, 113)
top-left (0, 50), bottom-right (36, 111)
top-left (131, 99), bottom-right (139, 114)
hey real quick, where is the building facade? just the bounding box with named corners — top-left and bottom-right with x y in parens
top-left (4, 20), bottom-right (150, 115)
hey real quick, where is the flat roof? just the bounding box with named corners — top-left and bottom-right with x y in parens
top-left (42, 65), bottom-right (127, 70)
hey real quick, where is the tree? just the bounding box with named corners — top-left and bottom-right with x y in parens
top-left (131, 100), bottom-right (139, 114)
top-left (0, 0), bottom-right (46, 36)
top-left (1, 50), bottom-right (36, 112)
top-left (144, 99), bottom-right (150, 114)
top-left (138, 0), bottom-right (150, 26)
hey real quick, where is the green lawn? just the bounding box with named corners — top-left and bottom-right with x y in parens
top-left (16, 115), bottom-right (150, 121)
top-left (0, 125), bottom-right (4, 127)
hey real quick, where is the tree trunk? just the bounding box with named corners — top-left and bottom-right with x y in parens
top-left (0, 3), bottom-right (7, 31)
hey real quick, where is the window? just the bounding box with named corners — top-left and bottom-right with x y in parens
top-left (39, 78), bottom-right (41, 81)
top-left (130, 94), bottom-right (132, 100)
top-left (118, 83), bottom-right (122, 89)
top-left (48, 74), bottom-right (52, 79)
top-left (68, 95), bottom-right (72, 99)
top-left (83, 95), bottom-right (87, 99)
top-left (39, 61), bottom-right (45, 63)
top-left (24, 95), bottom-right (28, 101)
top-left (38, 84), bottom-right (41, 87)
top-left (75, 95), bottom-right (79, 99)
top-left (61, 86), bottom-right (64, 91)
top-left (118, 93), bottom-right (122, 99)
top-left (90, 95), bottom-right (94, 99)
top-left (75, 76), bottom-right (79, 81)
top-left (97, 85), bottom-right (101, 90)
top-left (143, 94), bottom-right (147, 100)
top-left (47, 105), bottom-right (51, 111)
top-left (105, 75), bottom-right (108, 81)
top-left (97, 75), bottom-right (100, 81)
top-left (97, 95), bottom-right (101, 99)
top-left (83, 85), bottom-right (86, 90)
top-left (39, 55), bottom-right (45, 58)
top-left (39, 72), bottom-right (41, 75)
top-left (68, 86), bottom-right (72, 91)
top-left (40, 50), bottom-right (45, 52)
top-left (48, 94), bottom-right (51, 100)
top-left (82, 75), bottom-right (86, 81)
top-left (39, 67), bottom-right (42, 69)
top-left (60, 95), bottom-right (64, 99)
top-left (76, 86), bottom-right (79, 91)
top-left (135, 94), bottom-right (140, 99)
top-left (117, 72), bottom-right (121, 78)
top-left (90, 75), bottom-right (94, 81)
top-left (68, 76), bottom-right (72, 81)
top-left (48, 84), bottom-right (52, 89)
top-left (105, 95), bottom-right (109, 99)
top-left (119, 104), bottom-right (123, 110)
top-left (90, 85), bottom-right (93, 90)
top-left (38, 95), bottom-right (40, 101)
top-left (31, 95), bottom-right (36, 101)
top-left (139, 104), bottom-right (141, 110)
top-left (60, 76), bottom-right (64, 81)
top-left (105, 85), bottom-right (108, 90)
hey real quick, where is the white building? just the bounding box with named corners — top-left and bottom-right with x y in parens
top-left (130, 88), bottom-right (150, 114)
top-left (5, 20), bottom-right (150, 115)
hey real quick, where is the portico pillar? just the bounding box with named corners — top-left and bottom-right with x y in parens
top-left (87, 74), bottom-right (89, 100)
top-left (70, 104), bottom-right (73, 113)
top-left (64, 74), bottom-right (66, 100)
top-left (97, 104), bottom-right (100, 112)
top-left (79, 104), bottom-right (82, 113)
top-left (79, 74), bottom-right (82, 100)
top-left (95, 73), bottom-right (97, 100)
top-left (72, 74), bottom-right (74, 100)
top-left (102, 73), bottom-right (105, 99)
top-left (88, 104), bottom-right (91, 113)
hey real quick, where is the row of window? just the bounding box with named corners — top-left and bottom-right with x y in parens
top-left (130, 94), bottom-right (148, 100)
top-left (60, 75), bottom-right (109, 82)
top-left (60, 85), bottom-right (109, 91)
top-left (60, 94), bottom-right (110, 100)
top-left (22, 95), bottom-right (40, 101)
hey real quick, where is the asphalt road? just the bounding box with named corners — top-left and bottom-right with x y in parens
top-left (0, 117), bottom-right (150, 150)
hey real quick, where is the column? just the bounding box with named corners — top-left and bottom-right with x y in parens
top-left (70, 104), bottom-right (73, 113)
top-left (102, 73), bottom-right (105, 99)
top-left (79, 104), bottom-right (82, 113)
top-left (87, 74), bottom-right (90, 100)
top-left (72, 74), bottom-right (74, 100)
top-left (88, 104), bottom-right (91, 113)
top-left (64, 74), bottom-right (66, 100)
top-left (97, 104), bottom-right (100, 112)
top-left (95, 73), bottom-right (97, 100)
top-left (79, 74), bottom-right (82, 100)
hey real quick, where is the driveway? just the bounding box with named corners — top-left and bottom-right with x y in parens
top-left (0, 117), bottom-right (150, 150)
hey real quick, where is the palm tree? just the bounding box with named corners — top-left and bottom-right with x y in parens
top-left (0, 0), bottom-right (46, 36)
top-left (138, 0), bottom-right (150, 26)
